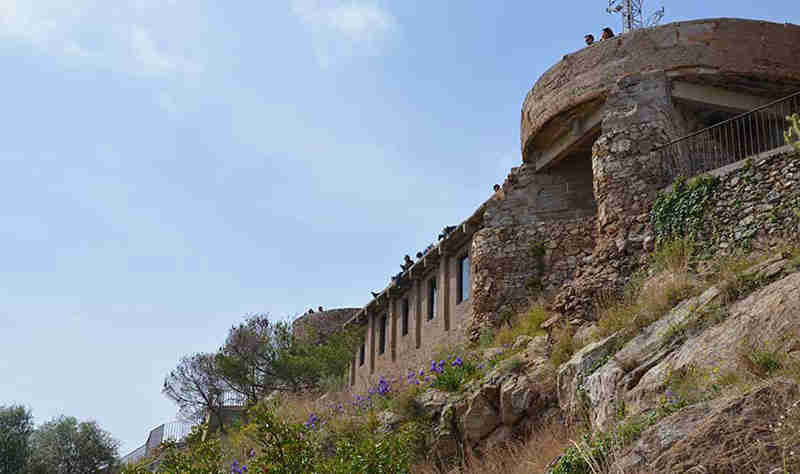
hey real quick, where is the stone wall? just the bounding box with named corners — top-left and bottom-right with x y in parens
top-left (694, 148), bottom-right (800, 255)
top-left (470, 218), bottom-right (596, 339)
top-left (485, 156), bottom-right (596, 227)
top-left (291, 308), bottom-right (359, 345)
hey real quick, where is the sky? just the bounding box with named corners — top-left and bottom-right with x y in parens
top-left (1, 0), bottom-right (798, 456)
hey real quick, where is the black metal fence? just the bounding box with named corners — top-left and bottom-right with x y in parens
top-left (655, 91), bottom-right (800, 183)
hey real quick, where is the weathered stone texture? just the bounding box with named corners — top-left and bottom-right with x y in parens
top-left (615, 379), bottom-right (800, 473)
top-left (485, 158), bottom-right (596, 227)
top-left (693, 149), bottom-right (800, 254)
top-left (470, 217), bottom-right (595, 338)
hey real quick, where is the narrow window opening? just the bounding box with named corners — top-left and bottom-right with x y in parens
top-left (378, 315), bottom-right (387, 355)
top-left (401, 298), bottom-right (409, 336)
top-left (457, 254), bottom-right (471, 303)
top-left (427, 278), bottom-right (437, 320)
top-left (359, 341), bottom-right (365, 366)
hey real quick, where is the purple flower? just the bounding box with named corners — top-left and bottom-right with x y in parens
top-left (452, 357), bottom-right (463, 367)
top-left (248, 448), bottom-right (255, 458)
top-left (304, 413), bottom-right (320, 429)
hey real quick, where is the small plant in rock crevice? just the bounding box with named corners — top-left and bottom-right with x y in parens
top-left (786, 113), bottom-right (800, 153)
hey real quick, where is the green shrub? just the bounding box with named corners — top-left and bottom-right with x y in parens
top-left (549, 433), bottom-right (611, 474)
top-left (786, 113), bottom-right (800, 153)
top-left (746, 348), bottom-right (783, 377)
top-left (430, 357), bottom-right (479, 392)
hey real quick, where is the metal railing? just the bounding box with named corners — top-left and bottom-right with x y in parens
top-left (120, 443), bottom-right (148, 465)
top-left (221, 390), bottom-right (248, 407)
top-left (655, 91), bottom-right (800, 183)
top-left (120, 421), bottom-right (193, 466)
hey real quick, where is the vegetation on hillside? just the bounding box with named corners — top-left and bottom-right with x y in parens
top-left (127, 226), bottom-right (800, 474)
top-left (0, 406), bottom-right (119, 474)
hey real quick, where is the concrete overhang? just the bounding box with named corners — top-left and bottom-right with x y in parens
top-left (671, 81), bottom-right (776, 113)
top-left (529, 105), bottom-right (605, 171)
top-left (521, 18), bottom-right (800, 164)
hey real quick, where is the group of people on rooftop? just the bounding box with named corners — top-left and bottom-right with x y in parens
top-left (585, 27), bottom-right (615, 46)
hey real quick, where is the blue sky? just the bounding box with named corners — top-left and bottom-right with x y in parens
top-left (1, 0), bottom-right (797, 455)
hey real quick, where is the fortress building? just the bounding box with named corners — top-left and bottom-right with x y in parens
top-left (340, 18), bottom-right (800, 391)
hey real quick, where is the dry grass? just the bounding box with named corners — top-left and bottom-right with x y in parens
top-left (549, 324), bottom-right (577, 367)
top-left (412, 421), bottom-right (573, 474)
top-left (492, 305), bottom-right (550, 348)
top-left (706, 252), bottom-right (766, 304)
top-left (594, 268), bottom-right (697, 342)
top-left (272, 387), bottom-right (354, 425)
top-left (645, 379), bottom-right (800, 474)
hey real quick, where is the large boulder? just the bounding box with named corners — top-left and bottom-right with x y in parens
top-left (557, 333), bottom-right (621, 417)
top-left (615, 378), bottom-right (800, 473)
top-left (461, 385), bottom-right (501, 445)
top-left (565, 262), bottom-right (800, 432)
top-left (628, 269), bottom-right (800, 414)
top-left (583, 285), bottom-right (722, 430)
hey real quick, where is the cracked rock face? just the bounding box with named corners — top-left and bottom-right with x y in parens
top-left (615, 378), bottom-right (800, 473)
top-left (559, 262), bottom-right (800, 433)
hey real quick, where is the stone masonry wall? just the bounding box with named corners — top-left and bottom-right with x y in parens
top-left (470, 217), bottom-right (596, 339)
top-left (552, 72), bottom-right (692, 318)
top-left (485, 157), bottom-right (596, 227)
top-left (695, 148), bottom-right (800, 256)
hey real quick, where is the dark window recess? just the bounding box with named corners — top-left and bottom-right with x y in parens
top-left (427, 278), bottom-right (437, 320)
top-left (401, 298), bottom-right (409, 336)
top-left (458, 254), bottom-right (471, 303)
top-left (359, 342), bottom-right (365, 366)
top-left (378, 315), bottom-right (387, 355)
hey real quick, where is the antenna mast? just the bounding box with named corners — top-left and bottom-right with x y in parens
top-left (606, 0), bottom-right (665, 33)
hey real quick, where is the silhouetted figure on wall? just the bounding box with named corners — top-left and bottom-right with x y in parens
top-left (585, 34), bottom-right (595, 45)
top-left (601, 27), bottom-right (615, 40)
top-left (493, 184), bottom-right (501, 192)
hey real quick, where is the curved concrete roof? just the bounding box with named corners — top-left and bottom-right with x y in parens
top-left (521, 18), bottom-right (800, 163)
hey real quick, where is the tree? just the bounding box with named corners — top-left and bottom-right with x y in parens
top-left (162, 353), bottom-right (229, 432)
top-left (215, 315), bottom-right (299, 401)
top-left (215, 314), bottom-right (361, 401)
top-left (27, 416), bottom-right (118, 474)
top-left (0, 404), bottom-right (34, 474)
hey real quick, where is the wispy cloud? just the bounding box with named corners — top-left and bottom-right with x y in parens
top-left (290, 0), bottom-right (398, 67)
top-left (0, 0), bottom-right (204, 76)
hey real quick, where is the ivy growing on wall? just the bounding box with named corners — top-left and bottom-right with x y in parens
top-left (650, 174), bottom-right (719, 243)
